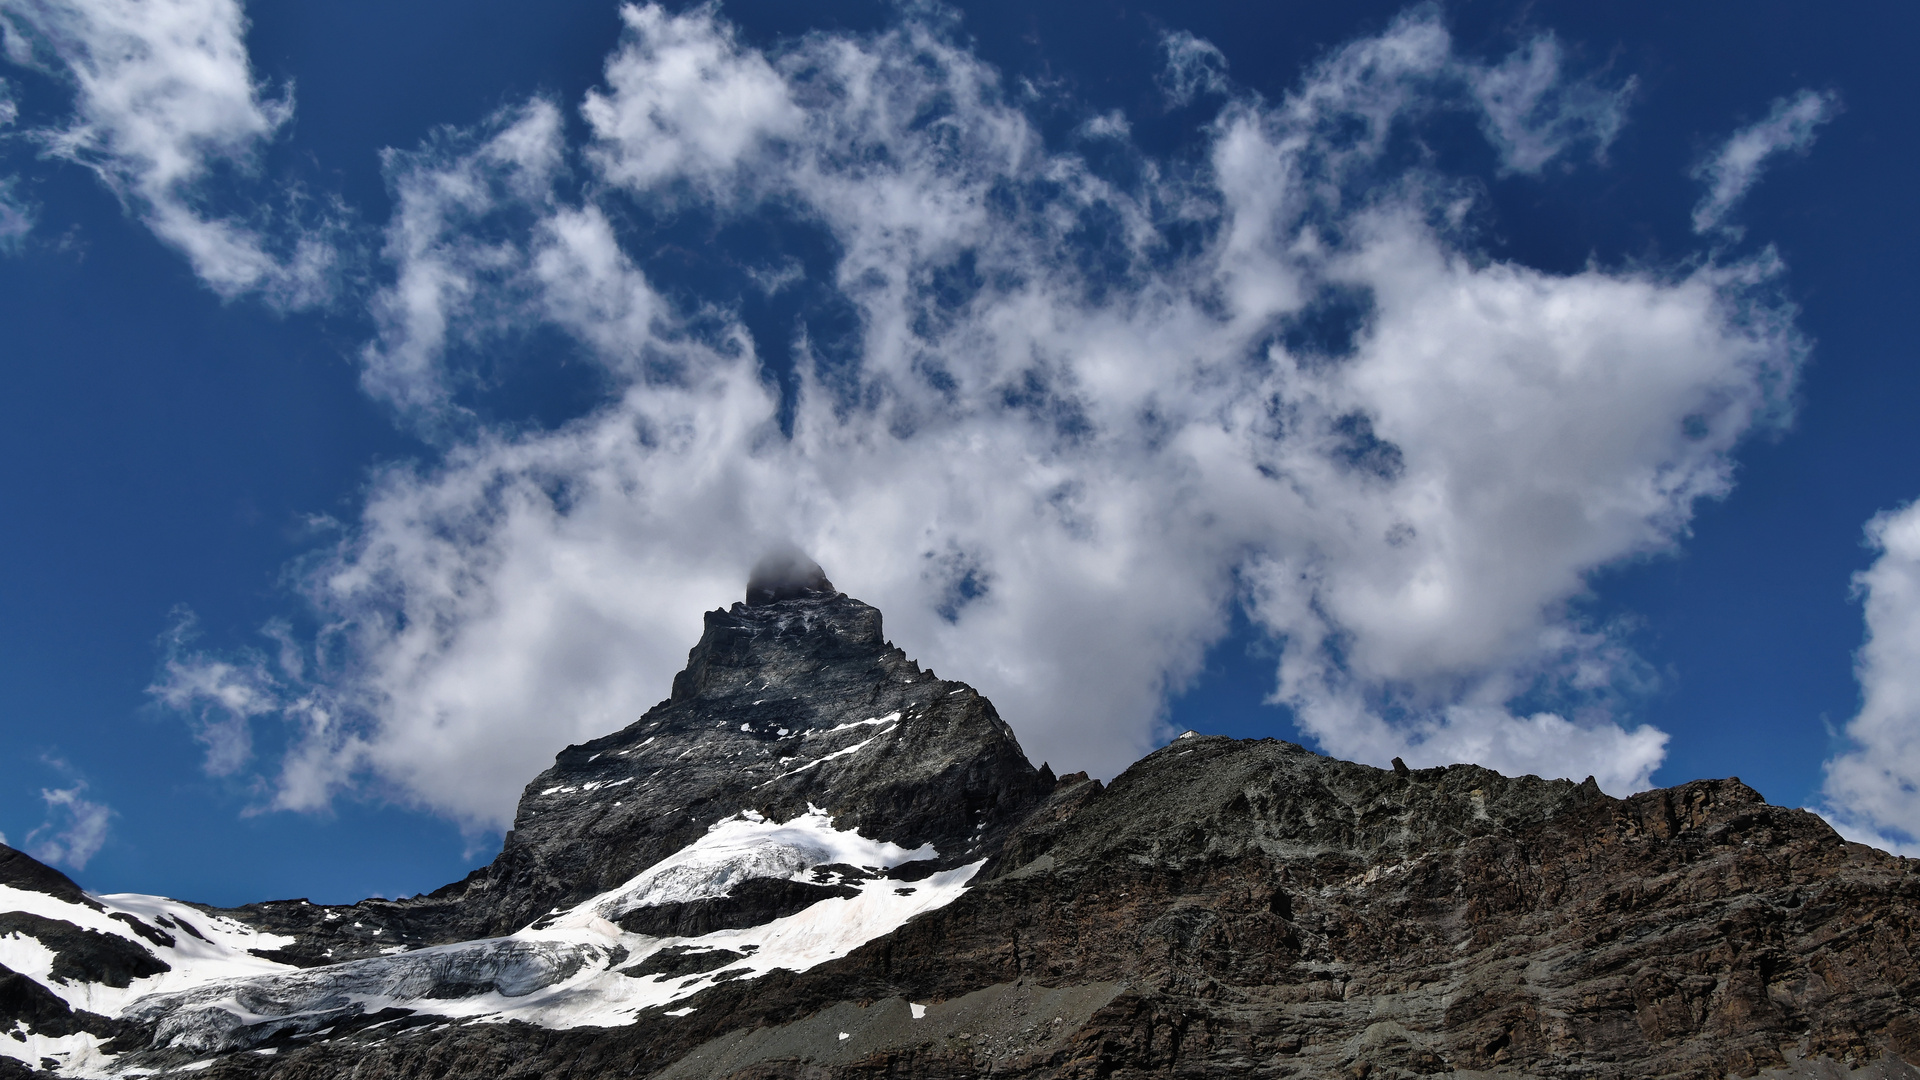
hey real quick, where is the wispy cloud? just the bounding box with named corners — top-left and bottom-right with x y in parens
top-left (150, 606), bottom-right (279, 777)
top-left (24, 770), bottom-right (113, 870)
top-left (358, 98), bottom-right (570, 417)
top-left (1467, 34), bottom-right (1632, 174)
top-left (1692, 88), bottom-right (1838, 236)
top-left (0, 76), bottom-right (27, 245)
top-left (0, 0), bottom-right (338, 304)
top-left (155, 4), bottom-right (1805, 831)
top-left (1820, 501), bottom-right (1920, 856)
top-left (0, 176), bottom-right (30, 246)
top-left (1158, 30), bottom-right (1230, 108)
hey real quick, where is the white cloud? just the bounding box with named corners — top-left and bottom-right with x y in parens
top-left (151, 608), bottom-right (280, 776)
top-left (582, 3), bottom-right (800, 195)
top-left (160, 5), bottom-right (1806, 831)
top-left (360, 99), bottom-right (569, 414)
top-left (1240, 220), bottom-right (1785, 793)
top-left (0, 14), bottom-right (31, 66)
top-left (1159, 30), bottom-right (1229, 108)
top-left (1467, 34), bottom-right (1632, 174)
top-left (1077, 110), bottom-right (1130, 140)
top-left (0, 0), bottom-right (335, 305)
top-left (0, 176), bottom-right (30, 246)
top-left (1692, 88), bottom-right (1837, 236)
top-left (0, 77), bottom-right (27, 245)
top-left (27, 783), bottom-right (113, 870)
top-left (1820, 501), bottom-right (1920, 856)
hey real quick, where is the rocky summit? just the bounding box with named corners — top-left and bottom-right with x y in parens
top-left (3, 575), bottom-right (1918, 1079)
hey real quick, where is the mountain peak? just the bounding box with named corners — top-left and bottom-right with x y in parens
top-left (744, 546), bottom-right (836, 606)
top-left (463, 587), bottom-right (1049, 938)
top-left (5, 591), bottom-right (1916, 1079)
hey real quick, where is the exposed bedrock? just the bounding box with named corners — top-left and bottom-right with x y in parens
top-left (0, 912), bottom-right (170, 989)
top-left (611, 877), bottom-right (862, 938)
top-left (458, 591), bottom-right (1050, 936)
top-left (191, 590), bottom-right (1053, 955)
top-left (8, 578), bottom-right (1917, 1079)
top-left (145, 736), bottom-right (1919, 1080)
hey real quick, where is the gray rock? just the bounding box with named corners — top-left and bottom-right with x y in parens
top-left (8, 582), bottom-right (1916, 1080)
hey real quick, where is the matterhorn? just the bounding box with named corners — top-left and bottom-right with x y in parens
top-left (3, 556), bottom-right (1916, 1079)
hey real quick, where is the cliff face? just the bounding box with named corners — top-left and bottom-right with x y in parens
top-left (3, 588), bottom-right (1917, 1080)
top-left (838, 737), bottom-right (1920, 1079)
top-left (199, 590), bottom-right (1053, 959)
top-left (463, 592), bottom-right (1051, 938)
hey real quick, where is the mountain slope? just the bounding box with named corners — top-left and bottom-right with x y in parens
top-left (4, 578), bottom-right (1054, 1075)
top-left (3, 577), bottom-right (1917, 1079)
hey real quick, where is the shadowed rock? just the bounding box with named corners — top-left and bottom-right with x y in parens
top-left (745, 546), bottom-right (836, 605)
top-left (19, 585), bottom-right (1914, 1080)
top-left (613, 878), bottom-right (861, 938)
top-left (0, 911), bottom-right (170, 988)
top-left (146, 736), bottom-right (1920, 1080)
top-left (0, 843), bottom-right (101, 911)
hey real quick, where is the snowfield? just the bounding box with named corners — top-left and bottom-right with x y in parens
top-left (4, 807), bottom-right (979, 1074)
top-left (0, 883), bottom-right (299, 1075)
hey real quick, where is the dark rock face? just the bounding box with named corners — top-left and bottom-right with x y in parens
top-left (190, 591), bottom-right (1053, 960)
top-left (888, 736), bottom-right (1920, 1079)
top-left (0, 848), bottom-right (99, 911)
top-left (611, 877), bottom-right (861, 938)
top-left (0, 912), bottom-right (169, 988)
top-left (0, 963), bottom-right (123, 1041)
top-left (159, 736), bottom-right (1920, 1080)
top-left (5, 586), bottom-right (1917, 1079)
top-left (745, 547), bottom-right (837, 606)
top-left (197, 897), bottom-right (443, 969)
top-left (432, 590), bottom-right (1053, 940)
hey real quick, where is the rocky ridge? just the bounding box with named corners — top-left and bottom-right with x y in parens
top-left (2, 570), bottom-right (1916, 1079)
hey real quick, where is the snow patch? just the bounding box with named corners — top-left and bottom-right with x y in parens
top-left (123, 808), bottom-right (978, 1047)
top-left (773, 737), bottom-right (876, 780)
top-left (0, 884), bottom-right (301, 1075)
top-left (0, 885), bottom-right (296, 1019)
top-left (5, 811), bottom-right (979, 1060)
top-left (570, 806), bottom-right (931, 920)
top-left (813, 712), bottom-right (901, 737)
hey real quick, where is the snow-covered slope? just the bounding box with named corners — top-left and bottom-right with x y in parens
top-left (0, 870), bottom-right (298, 1076)
top-left (121, 807), bottom-right (982, 1057)
top-left (2, 580), bottom-right (1053, 1077)
top-left (3, 803), bottom-right (984, 1074)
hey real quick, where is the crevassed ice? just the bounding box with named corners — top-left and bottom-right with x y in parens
top-left (88, 808), bottom-right (982, 1056)
top-left (0, 883), bottom-right (300, 1076)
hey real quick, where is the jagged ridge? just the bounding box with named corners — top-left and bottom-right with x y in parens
top-left (2, 588), bottom-right (1916, 1080)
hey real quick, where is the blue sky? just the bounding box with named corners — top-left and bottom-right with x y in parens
top-left (1, 0), bottom-right (1916, 907)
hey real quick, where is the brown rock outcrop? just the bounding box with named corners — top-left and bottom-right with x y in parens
top-left (8, 585), bottom-right (1915, 1079)
top-left (166, 735), bottom-right (1918, 1080)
